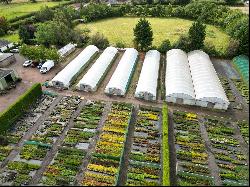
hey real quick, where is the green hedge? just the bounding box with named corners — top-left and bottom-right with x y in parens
top-left (0, 83), bottom-right (43, 134)
top-left (162, 103), bottom-right (170, 186)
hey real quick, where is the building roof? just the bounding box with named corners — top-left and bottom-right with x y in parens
top-left (0, 53), bottom-right (14, 62)
top-left (0, 68), bottom-right (13, 79)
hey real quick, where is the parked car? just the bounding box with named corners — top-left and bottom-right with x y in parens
top-left (31, 61), bottom-right (39, 68)
top-left (37, 62), bottom-right (43, 69)
top-left (40, 60), bottom-right (55, 74)
top-left (23, 60), bottom-right (33, 67)
top-left (10, 48), bottom-right (19, 53)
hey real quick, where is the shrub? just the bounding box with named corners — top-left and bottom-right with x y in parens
top-left (173, 34), bottom-right (190, 52)
top-left (158, 39), bottom-right (171, 53)
top-left (115, 41), bottom-right (126, 48)
top-left (0, 16), bottom-right (9, 36)
top-left (89, 32), bottom-right (109, 49)
top-left (0, 83), bottom-right (43, 134)
top-left (225, 38), bottom-right (240, 58)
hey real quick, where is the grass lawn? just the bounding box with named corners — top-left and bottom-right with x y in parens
top-left (0, 0), bottom-right (68, 20)
top-left (76, 17), bottom-right (230, 53)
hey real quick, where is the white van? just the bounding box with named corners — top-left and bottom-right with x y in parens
top-left (40, 60), bottom-right (54, 74)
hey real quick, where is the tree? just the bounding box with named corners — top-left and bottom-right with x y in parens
top-left (18, 24), bottom-right (36, 44)
top-left (20, 44), bottom-right (60, 62)
top-left (35, 6), bottom-right (54, 22)
top-left (0, 16), bottom-right (9, 36)
top-left (0, 0), bottom-right (12, 4)
top-left (188, 19), bottom-right (206, 50)
top-left (35, 21), bottom-right (76, 47)
top-left (158, 39), bottom-right (171, 53)
top-left (133, 18), bottom-right (153, 51)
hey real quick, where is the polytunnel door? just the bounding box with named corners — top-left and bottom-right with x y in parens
top-left (176, 98), bottom-right (184, 104)
top-left (207, 102), bottom-right (215, 109)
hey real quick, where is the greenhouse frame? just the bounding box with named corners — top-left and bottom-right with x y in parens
top-left (188, 50), bottom-right (229, 110)
top-left (76, 46), bottom-right (118, 92)
top-left (165, 49), bottom-right (196, 105)
top-left (232, 55), bottom-right (249, 85)
top-left (51, 45), bottom-right (99, 89)
top-left (135, 50), bottom-right (160, 101)
top-left (105, 48), bottom-right (138, 96)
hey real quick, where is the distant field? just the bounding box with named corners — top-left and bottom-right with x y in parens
top-left (0, 33), bottom-right (19, 43)
top-left (76, 17), bottom-right (230, 53)
top-left (0, 0), bottom-right (68, 20)
top-left (229, 6), bottom-right (249, 14)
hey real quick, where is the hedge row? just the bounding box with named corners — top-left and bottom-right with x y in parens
top-left (162, 103), bottom-right (170, 186)
top-left (0, 83), bottom-right (43, 134)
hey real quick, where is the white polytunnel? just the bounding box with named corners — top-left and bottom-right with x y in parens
top-left (187, 50), bottom-right (229, 110)
top-left (105, 48), bottom-right (138, 96)
top-left (165, 49), bottom-right (196, 105)
top-left (135, 50), bottom-right (160, 101)
top-left (76, 46), bottom-right (118, 92)
top-left (50, 45), bottom-right (99, 89)
top-left (58, 43), bottom-right (76, 58)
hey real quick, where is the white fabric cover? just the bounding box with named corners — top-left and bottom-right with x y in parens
top-left (58, 43), bottom-right (76, 58)
top-left (51, 45), bottom-right (99, 88)
top-left (135, 50), bottom-right (160, 101)
top-left (188, 50), bottom-right (229, 109)
top-left (105, 48), bottom-right (138, 96)
top-left (76, 46), bottom-right (118, 92)
top-left (165, 49), bottom-right (196, 102)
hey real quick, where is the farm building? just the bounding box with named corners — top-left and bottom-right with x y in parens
top-left (0, 53), bottom-right (16, 68)
top-left (165, 49), bottom-right (196, 105)
top-left (135, 50), bottom-right (160, 101)
top-left (58, 43), bottom-right (76, 58)
top-left (0, 68), bottom-right (19, 90)
top-left (188, 50), bottom-right (229, 110)
top-left (76, 46), bottom-right (118, 92)
top-left (50, 45), bottom-right (99, 89)
top-left (105, 48), bottom-right (138, 96)
top-left (232, 55), bottom-right (249, 85)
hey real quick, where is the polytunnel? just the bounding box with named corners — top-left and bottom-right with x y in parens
top-left (165, 49), bottom-right (196, 105)
top-left (187, 50), bottom-right (229, 110)
top-left (50, 45), bottom-right (99, 89)
top-left (58, 43), bottom-right (76, 58)
top-left (135, 50), bottom-right (160, 101)
top-left (76, 46), bottom-right (118, 92)
top-left (104, 48), bottom-right (138, 96)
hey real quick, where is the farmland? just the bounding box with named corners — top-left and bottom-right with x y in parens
top-left (76, 17), bottom-right (230, 53)
top-left (0, 0), bottom-right (68, 20)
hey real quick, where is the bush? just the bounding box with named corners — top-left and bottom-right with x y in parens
top-left (115, 41), bottom-right (126, 48)
top-left (158, 39), bottom-right (171, 53)
top-left (0, 83), bottom-right (43, 134)
top-left (173, 35), bottom-right (190, 52)
top-left (225, 38), bottom-right (239, 58)
top-left (89, 32), bottom-right (109, 49)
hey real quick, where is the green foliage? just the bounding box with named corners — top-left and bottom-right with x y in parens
top-left (173, 34), bottom-right (190, 52)
top-left (158, 39), bottom-right (171, 53)
top-left (18, 24), bottom-right (36, 44)
top-left (188, 19), bottom-right (206, 50)
top-left (0, 83), bottom-right (42, 134)
top-left (0, 16), bottom-right (9, 36)
top-left (19, 44), bottom-right (60, 62)
top-left (133, 18), bottom-right (153, 51)
top-left (162, 103), bottom-right (170, 186)
top-left (34, 5), bottom-right (54, 22)
top-left (89, 32), bottom-right (109, 49)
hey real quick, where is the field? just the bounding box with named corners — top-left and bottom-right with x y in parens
top-left (0, 0), bottom-right (68, 20)
top-left (0, 33), bottom-right (19, 43)
top-left (76, 17), bottom-right (230, 53)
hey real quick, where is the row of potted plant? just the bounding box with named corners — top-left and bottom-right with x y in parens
top-left (82, 102), bottom-right (132, 186)
top-left (173, 110), bottom-right (214, 186)
top-left (126, 108), bottom-right (161, 186)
